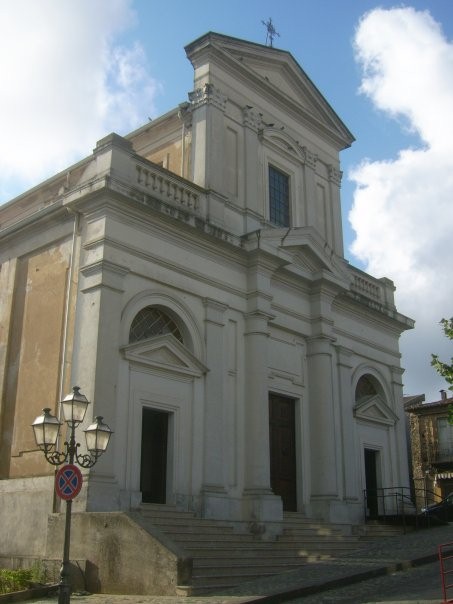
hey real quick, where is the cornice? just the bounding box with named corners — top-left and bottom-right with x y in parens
top-left (0, 203), bottom-right (70, 251)
top-left (338, 290), bottom-right (414, 333)
top-left (81, 233), bottom-right (248, 303)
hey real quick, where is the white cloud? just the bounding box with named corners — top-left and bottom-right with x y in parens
top-left (350, 7), bottom-right (453, 401)
top-left (0, 0), bottom-right (160, 201)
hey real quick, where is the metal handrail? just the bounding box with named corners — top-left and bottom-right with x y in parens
top-left (363, 486), bottom-right (446, 530)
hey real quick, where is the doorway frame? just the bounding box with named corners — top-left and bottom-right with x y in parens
top-left (121, 334), bottom-right (207, 509)
top-left (268, 392), bottom-right (299, 512)
top-left (364, 447), bottom-right (382, 518)
top-left (129, 387), bottom-right (181, 507)
top-left (140, 406), bottom-right (175, 504)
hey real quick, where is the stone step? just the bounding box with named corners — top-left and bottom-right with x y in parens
top-left (192, 555), bottom-right (312, 568)
top-left (179, 545), bottom-right (330, 559)
top-left (132, 506), bottom-right (368, 594)
top-left (141, 516), bottom-right (232, 527)
top-left (168, 533), bottom-right (260, 543)
top-left (191, 568), bottom-right (288, 586)
top-left (277, 534), bottom-right (359, 545)
top-left (177, 535), bottom-right (359, 549)
top-left (148, 523), bottom-right (237, 535)
top-left (358, 526), bottom-right (411, 539)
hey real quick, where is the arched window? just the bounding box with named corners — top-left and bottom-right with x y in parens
top-left (129, 306), bottom-right (183, 344)
top-left (355, 375), bottom-right (381, 402)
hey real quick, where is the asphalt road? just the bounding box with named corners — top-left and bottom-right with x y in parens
top-left (286, 560), bottom-right (444, 603)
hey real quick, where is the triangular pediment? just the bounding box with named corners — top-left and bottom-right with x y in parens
top-left (257, 226), bottom-right (350, 284)
top-left (354, 395), bottom-right (399, 426)
top-left (121, 334), bottom-right (207, 377)
top-left (185, 32), bottom-right (355, 150)
top-left (239, 58), bottom-right (326, 123)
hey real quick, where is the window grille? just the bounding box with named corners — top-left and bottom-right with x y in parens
top-left (269, 166), bottom-right (290, 227)
top-left (129, 306), bottom-right (183, 343)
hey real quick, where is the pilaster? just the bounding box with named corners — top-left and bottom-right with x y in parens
top-left (242, 251), bottom-right (282, 521)
top-left (336, 346), bottom-right (359, 501)
top-left (0, 258), bottom-right (17, 477)
top-left (72, 259), bottom-right (129, 510)
top-left (302, 146), bottom-right (318, 229)
top-left (201, 298), bottom-right (229, 518)
top-left (189, 84), bottom-right (227, 196)
top-left (0, 258), bottom-right (16, 423)
top-left (328, 164), bottom-right (344, 256)
top-left (390, 365), bottom-right (410, 489)
top-left (306, 335), bottom-right (339, 518)
top-left (242, 107), bottom-right (262, 230)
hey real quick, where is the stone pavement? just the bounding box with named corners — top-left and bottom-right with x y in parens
top-left (26, 524), bottom-right (453, 604)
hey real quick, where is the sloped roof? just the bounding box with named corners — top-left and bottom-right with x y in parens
top-left (404, 393), bottom-right (453, 413)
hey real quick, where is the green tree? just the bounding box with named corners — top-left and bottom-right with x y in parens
top-left (431, 318), bottom-right (453, 391)
top-left (431, 318), bottom-right (453, 424)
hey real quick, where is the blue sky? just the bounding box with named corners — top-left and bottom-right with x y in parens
top-left (1, 0), bottom-right (453, 401)
top-left (123, 0), bottom-right (453, 254)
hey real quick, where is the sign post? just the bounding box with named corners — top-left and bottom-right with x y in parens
top-left (31, 387), bottom-right (113, 604)
top-left (55, 464), bottom-right (83, 604)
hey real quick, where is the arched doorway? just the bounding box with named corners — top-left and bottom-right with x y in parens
top-left (122, 303), bottom-right (207, 507)
top-left (355, 375), bottom-right (387, 518)
top-left (129, 307), bottom-right (183, 505)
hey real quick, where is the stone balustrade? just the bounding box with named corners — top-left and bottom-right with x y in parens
top-left (351, 273), bottom-right (382, 301)
top-left (349, 267), bottom-right (396, 310)
top-left (135, 163), bottom-right (201, 213)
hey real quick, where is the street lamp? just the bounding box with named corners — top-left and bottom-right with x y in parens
top-left (32, 386), bottom-right (112, 604)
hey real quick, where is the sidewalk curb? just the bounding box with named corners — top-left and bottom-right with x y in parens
top-left (235, 553), bottom-right (440, 603)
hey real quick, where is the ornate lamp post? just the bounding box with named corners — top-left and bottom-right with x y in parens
top-left (32, 386), bottom-right (112, 604)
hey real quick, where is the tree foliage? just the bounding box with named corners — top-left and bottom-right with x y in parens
top-left (431, 318), bottom-right (453, 392)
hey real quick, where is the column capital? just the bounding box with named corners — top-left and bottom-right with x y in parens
top-left (243, 106), bottom-right (262, 131)
top-left (335, 345), bottom-right (354, 368)
top-left (203, 298), bottom-right (228, 325)
top-left (328, 165), bottom-right (343, 186)
top-left (189, 83), bottom-right (227, 112)
top-left (302, 146), bottom-right (318, 170)
top-left (306, 334), bottom-right (335, 356)
top-left (80, 260), bottom-right (129, 294)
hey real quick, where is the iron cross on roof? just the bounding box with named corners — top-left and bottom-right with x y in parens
top-left (262, 17), bottom-right (280, 47)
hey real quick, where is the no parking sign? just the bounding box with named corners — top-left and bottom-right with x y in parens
top-left (55, 464), bottom-right (83, 500)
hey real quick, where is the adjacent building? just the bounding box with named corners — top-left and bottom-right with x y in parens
top-left (0, 32), bottom-right (414, 572)
top-left (405, 391), bottom-right (453, 509)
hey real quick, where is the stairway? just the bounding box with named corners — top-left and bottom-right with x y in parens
top-left (131, 504), bottom-right (365, 595)
top-left (355, 520), bottom-right (414, 540)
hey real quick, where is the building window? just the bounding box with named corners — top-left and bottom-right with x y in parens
top-left (437, 417), bottom-right (453, 462)
top-left (129, 306), bottom-right (183, 344)
top-left (269, 166), bottom-right (290, 227)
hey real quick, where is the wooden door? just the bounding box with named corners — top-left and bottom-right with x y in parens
top-left (140, 408), bottom-right (169, 504)
top-left (364, 448), bottom-right (379, 518)
top-left (269, 394), bottom-right (297, 511)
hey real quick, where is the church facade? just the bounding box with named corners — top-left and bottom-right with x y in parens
top-left (0, 33), bottom-right (413, 562)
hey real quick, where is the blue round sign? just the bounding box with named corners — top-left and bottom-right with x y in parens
top-left (55, 464), bottom-right (83, 500)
